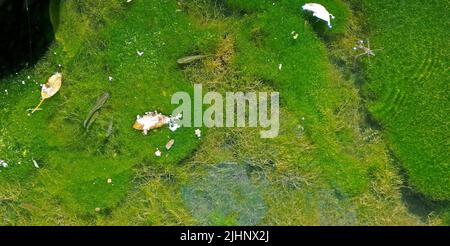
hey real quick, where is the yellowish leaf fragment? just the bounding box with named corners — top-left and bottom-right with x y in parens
top-left (31, 72), bottom-right (63, 114)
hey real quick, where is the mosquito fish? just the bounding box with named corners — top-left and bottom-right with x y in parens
top-left (176, 55), bottom-right (208, 65)
top-left (83, 92), bottom-right (110, 129)
top-left (106, 117), bottom-right (114, 137)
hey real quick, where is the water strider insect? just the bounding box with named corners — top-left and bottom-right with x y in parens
top-left (353, 39), bottom-right (382, 63)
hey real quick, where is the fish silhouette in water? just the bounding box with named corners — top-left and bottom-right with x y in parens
top-left (177, 55), bottom-right (208, 65)
top-left (84, 92), bottom-right (110, 129)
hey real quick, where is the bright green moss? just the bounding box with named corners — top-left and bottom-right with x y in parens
top-left (0, 0), bottom-right (445, 225)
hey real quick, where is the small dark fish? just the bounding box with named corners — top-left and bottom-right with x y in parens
top-left (83, 92), bottom-right (110, 129)
top-left (177, 55), bottom-right (208, 65)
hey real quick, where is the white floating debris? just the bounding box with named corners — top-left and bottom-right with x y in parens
top-left (107, 178), bottom-right (113, 184)
top-left (278, 64), bottom-right (283, 70)
top-left (168, 113), bottom-right (182, 132)
top-left (155, 148), bottom-right (162, 157)
top-left (133, 111), bottom-right (170, 135)
top-left (32, 159), bottom-right (40, 168)
top-left (166, 139), bottom-right (175, 150)
top-left (108, 76), bottom-right (114, 82)
top-left (195, 129), bottom-right (201, 138)
top-left (0, 160), bottom-right (8, 168)
top-left (302, 3), bottom-right (335, 28)
top-left (134, 112), bottom-right (182, 135)
top-left (127, 0), bottom-right (132, 3)
top-left (292, 31), bottom-right (299, 40)
top-left (95, 207), bottom-right (101, 212)
top-left (169, 122), bottom-right (181, 132)
top-left (137, 50), bottom-right (144, 57)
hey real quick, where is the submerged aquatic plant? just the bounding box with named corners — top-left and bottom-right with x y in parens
top-left (182, 163), bottom-right (267, 225)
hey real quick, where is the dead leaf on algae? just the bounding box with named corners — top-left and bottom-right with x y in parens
top-left (31, 72), bottom-right (63, 114)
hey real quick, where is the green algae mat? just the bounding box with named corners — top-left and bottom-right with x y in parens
top-left (0, 0), bottom-right (448, 225)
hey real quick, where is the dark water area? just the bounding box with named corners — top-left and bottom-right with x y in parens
top-left (0, 0), bottom-right (54, 78)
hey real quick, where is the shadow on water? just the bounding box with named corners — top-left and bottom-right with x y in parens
top-left (401, 187), bottom-right (450, 224)
top-left (389, 150), bottom-right (450, 223)
top-left (0, 0), bottom-right (54, 78)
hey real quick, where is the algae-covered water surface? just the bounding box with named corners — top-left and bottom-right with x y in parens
top-left (0, 0), bottom-right (448, 226)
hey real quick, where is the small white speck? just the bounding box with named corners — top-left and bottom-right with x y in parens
top-left (137, 50), bottom-right (144, 57)
top-left (195, 129), bottom-right (202, 138)
top-left (0, 160), bottom-right (8, 168)
top-left (155, 148), bottom-right (162, 157)
top-left (278, 64), bottom-right (283, 70)
top-left (32, 159), bottom-right (40, 169)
